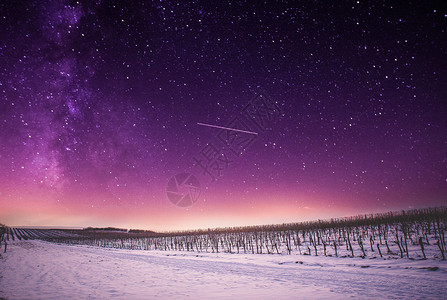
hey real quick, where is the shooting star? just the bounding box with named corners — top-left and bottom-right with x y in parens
top-left (197, 122), bottom-right (258, 135)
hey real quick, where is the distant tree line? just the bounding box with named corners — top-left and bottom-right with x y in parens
top-left (83, 227), bottom-right (128, 232)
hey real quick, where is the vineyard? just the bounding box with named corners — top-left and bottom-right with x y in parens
top-left (3, 207), bottom-right (444, 260)
top-left (0, 227), bottom-right (78, 242)
top-left (1, 207), bottom-right (447, 299)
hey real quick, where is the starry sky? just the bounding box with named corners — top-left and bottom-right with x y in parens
top-left (0, 0), bottom-right (446, 230)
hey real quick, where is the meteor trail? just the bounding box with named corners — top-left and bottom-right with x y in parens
top-left (197, 122), bottom-right (258, 135)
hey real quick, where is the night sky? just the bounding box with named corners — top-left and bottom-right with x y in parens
top-left (0, 0), bottom-right (446, 230)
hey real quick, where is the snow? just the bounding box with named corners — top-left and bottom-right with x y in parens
top-left (1, 240), bottom-right (446, 299)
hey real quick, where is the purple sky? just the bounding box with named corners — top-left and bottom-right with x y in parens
top-left (0, 0), bottom-right (445, 230)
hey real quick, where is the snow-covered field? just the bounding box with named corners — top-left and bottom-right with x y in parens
top-left (0, 240), bottom-right (446, 299)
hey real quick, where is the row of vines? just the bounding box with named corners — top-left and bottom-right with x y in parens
top-left (45, 207), bottom-right (447, 260)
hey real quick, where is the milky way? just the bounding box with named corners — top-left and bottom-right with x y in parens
top-left (0, 1), bottom-right (445, 230)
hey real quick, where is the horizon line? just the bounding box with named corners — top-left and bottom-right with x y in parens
top-left (4, 205), bottom-right (444, 233)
